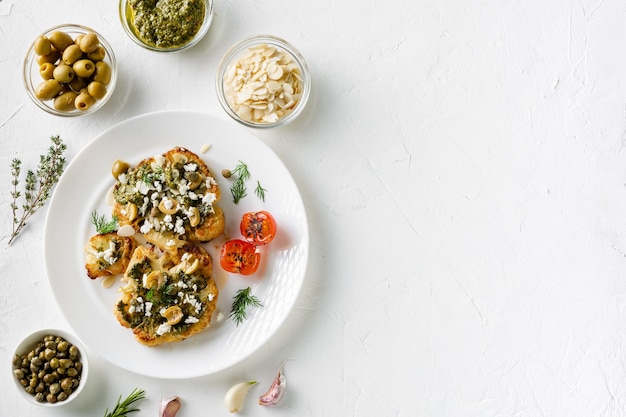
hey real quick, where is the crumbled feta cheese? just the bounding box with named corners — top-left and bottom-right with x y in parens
top-left (140, 221), bottom-right (153, 234)
top-left (184, 163), bottom-right (198, 172)
top-left (207, 293), bottom-right (214, 302)
top-left (185, 316), bottom-right (199, 324)
top-left (206, 176), bottom-right (217, 187)
top-left (145, 302), bottom-right (153, 317)
top-left (138, 181), bottom-right (150, 195)
top-left (156, 322), bottom-right (172, 336)
top-left (202, 192), bottom-right (217, 205)
top-left (118, 173), bottom-right (127, 184)
top-left (188, 191), bottom-right (199, 200)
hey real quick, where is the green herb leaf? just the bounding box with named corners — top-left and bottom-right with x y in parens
top-left (254, 181), bottom-right (267, 202)
top-left (8, 135), bottom-right (66, 246)
top-left (230, 287), bottom-right (263, 326)
top-left (91, 210), bottom-right (119, 234)
top-left (103, 388), bottom-right (145, 417)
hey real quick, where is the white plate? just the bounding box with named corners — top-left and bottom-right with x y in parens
top-left (44, 111), bottom-right (309, 379)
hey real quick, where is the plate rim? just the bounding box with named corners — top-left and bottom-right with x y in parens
top-left (43, 110), bottom-right (309, 379)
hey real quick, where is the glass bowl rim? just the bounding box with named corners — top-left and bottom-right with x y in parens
top-left (118, 0), bottom-right (213, 53)
top-left (215, 34), bottom-right (311, 129)
top-left (22, 23), bottom-right (117, 117)
top-left (11, 328), bottom-right (90, 407)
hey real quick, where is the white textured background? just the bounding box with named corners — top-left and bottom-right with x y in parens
top-left (3, 0), bottom-right (626, 416)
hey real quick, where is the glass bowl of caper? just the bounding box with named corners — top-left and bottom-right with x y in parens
top-left (23, 24), bottom-right (117, 117)
top-left (11, 329), bottom-right (89, 406)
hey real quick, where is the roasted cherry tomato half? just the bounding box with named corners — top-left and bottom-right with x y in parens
top-left (240, 211), bottom-right (277, 246)
top-left (220, 239), bottom-right (261, 275)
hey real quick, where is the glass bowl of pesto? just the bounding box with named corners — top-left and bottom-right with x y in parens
top-left (23, 24), bottom-right (117, 117)
top-left (216, 35), bottom-right (311, 129)
top-left (119, 0), bottom-right (213, 52)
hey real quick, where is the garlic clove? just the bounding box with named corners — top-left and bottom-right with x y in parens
top-left (225, 380), bottom-right (257, 413)
top-left (159, 396), bottom-right (182, 417)
top-left (258, 365), bottom-right (287, 406)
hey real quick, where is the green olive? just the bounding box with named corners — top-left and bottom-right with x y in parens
top-left (52, 64), bottom-right (75, 83)
top-left (48, 30), bottom-right (74, 51)
top-left (33, 36), bottom-right (51, 56)
top-left (34, 79), bottom-right (62, 100)
top-left (68, 76), bottom-right (87, 93)
top-left (87, 45), bottom-right (106, 61)
top-left (112, 160), bottom-right (130, 179)
top-left (87, 81), bottom-right (107, 99)
top-left (53, 91), bottom-right (78, 112)
top-left (73, 59), bottom-right (95, 78)
top-left (75, 91), bottom-right (96, 111)
top-left (36, 49), bottom-right (60, 66)
top-left (93, 60), bottom-right (111, 84)
top-left (39, 62), bottom-right (55, 80)
top-left (79, 32), bottom-right (99, 53)
top-left (62, 44), bottom-right (83, 65)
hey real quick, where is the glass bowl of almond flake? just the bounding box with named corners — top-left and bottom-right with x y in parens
top-left (216, 35), bottom-right (311, 128)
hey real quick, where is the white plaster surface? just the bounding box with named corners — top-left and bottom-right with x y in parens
top-left (2, 0), bottom-right (626, 415)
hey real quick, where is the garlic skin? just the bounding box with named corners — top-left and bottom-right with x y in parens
top-left (225, 380), bottom-right (257, 413)
top-left (258, 365), bottom-right (287, 406)
top-left (159, 396), bottom-right (182, 417)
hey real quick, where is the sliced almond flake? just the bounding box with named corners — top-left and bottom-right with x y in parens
top-left (102, 275), bottom-right (117, 289)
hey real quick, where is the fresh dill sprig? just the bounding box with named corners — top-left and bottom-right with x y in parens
top-left (103, 388), bottom-right (145, 417)
top-left (254, 181), bottom-right (267, 202)
top-left (230, 287), bottom-right (263, 326)
top-left (230, 161), bottom-right (251, 204)
top-left (91, 210), bottom-right (118, 234)
top-left (232, 160), bottom-right (251, 181)
top-left (8, 135), bottom-right (66, 246)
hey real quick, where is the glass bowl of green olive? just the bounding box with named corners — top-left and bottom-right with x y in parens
top-left (11, 329), bottom-right (89, 406)
top-left (119, 0), bottom-right (213, 52)
top-left (23, 24), bottom-right (117, 117)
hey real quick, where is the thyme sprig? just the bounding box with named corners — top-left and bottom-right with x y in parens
top-left (92, 210), bottom-right (118, 234)
top-left (8, 135), bottom-right (66, 246)
top-left (103, 388), bottom-right (145, 417)
top-left (230, 286), bottom-right (263, 326)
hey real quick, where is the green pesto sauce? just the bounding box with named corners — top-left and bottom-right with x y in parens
top-left (128, 0), bottom-right (205, 49)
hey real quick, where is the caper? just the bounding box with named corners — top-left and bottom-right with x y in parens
top-left (66, 367), bottom-right (78, 377)
top-left (44, 335), bottom-right (55, 342)
top-left (57, 391), bottom-right (68, 402)
top-left (222, 169), bottom-right (232, 178)
top-left (13, 368), bottom-right (24, 379)
top-left (19, 378), bottom-right (28, 387)
top-left (13, 354), bottom-right (20, 367)
top-left (57, 340), bottom-right (69, 352)
top-left (59, 358), bottom-right (73, 369)
top-left (35, 381), bottom-right (45, 393)
top-left (45, 340), bottom-right (56, 350)
top-left (49, 357), bottom-right (60, 369)
top-left (44, 348), bottom-right (56, 361)
top-left (35, 392), bottom-right (45, 402)
top-left (60, 378), bottom-right (73, 391)
top-left (46, 393), bottom-right (58, 403)
top-left (43, 373), bottom-right (57, 384)
top-left (49, 382), bottom-right (61, 395)
top-left (25, 386), bottom-right (35, 395)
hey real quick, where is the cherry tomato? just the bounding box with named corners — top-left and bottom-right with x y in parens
top-left (220, 239), bottom-right (261, 275)
top-left (240, 211), bottom-right (277, 246)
